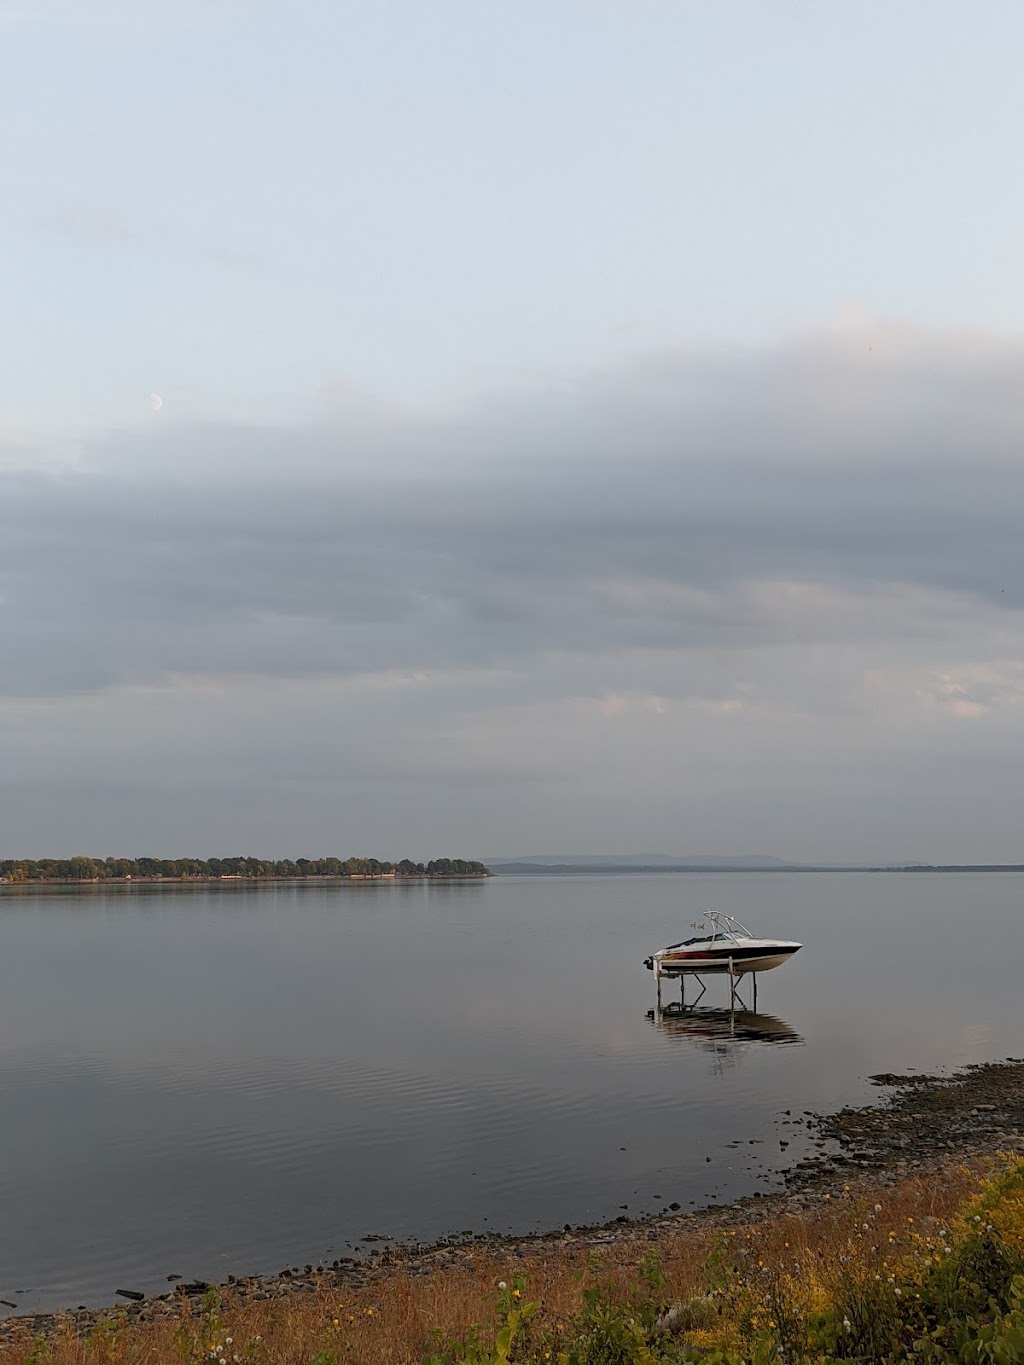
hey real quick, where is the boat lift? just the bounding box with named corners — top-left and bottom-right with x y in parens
top-left (652, 953), bottom-right (760, 1016)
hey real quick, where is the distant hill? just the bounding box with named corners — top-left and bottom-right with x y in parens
top-left (488, 852), bottom-right (798, 874)
top-left (486, 855), bottom-right (1020, 875)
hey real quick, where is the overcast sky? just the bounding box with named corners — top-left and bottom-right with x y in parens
top-left (3, 1), bottom-right (1024, 862)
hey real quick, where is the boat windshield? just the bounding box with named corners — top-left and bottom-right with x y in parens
top-left (661, 912), bottom-right (755, 952)
top-left (666, 929), bottom-right (743, 950)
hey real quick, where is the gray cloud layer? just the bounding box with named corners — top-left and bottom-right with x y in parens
top-left (3, 322), bottom-right (1024, 858)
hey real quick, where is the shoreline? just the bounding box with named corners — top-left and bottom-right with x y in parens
top-left (0, 874), bottom-right (491, 890)
top-left (5, 1057), bottom-right (1024, 1341)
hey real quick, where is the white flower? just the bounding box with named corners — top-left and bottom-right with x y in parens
top-left (874, 1204), bottom-right (882, 1213)
top-left (224, 1340), bottom-right (232, 1347)
top-left (843, 1317), bottom-right (852, 1334)
top-left (498, 1281), bottom-right (507, 1291)
top-left (895, 1288), bottom-right (902, 1297)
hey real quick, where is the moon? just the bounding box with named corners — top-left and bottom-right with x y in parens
top-left (149, 392), bottom-right (163, 413)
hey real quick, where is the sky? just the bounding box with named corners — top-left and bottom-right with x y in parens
top-left (2, 0), bottom-right (1024, 862)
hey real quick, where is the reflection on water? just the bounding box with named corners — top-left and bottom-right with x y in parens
top-left (645, 1005), bottom-right (803, 1076)
top-left (648, 1004), bottom-right (803, 1047)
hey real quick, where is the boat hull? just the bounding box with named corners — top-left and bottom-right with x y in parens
top-left (655, 949), bottom-right (798, 976)
top-left (648, 943), bottom-right (801, 975)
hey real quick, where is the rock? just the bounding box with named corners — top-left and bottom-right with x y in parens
top-left (115, 1290), bottom-right (145, 1302)
top-left (654, 1303), bottom-right (689, 1335)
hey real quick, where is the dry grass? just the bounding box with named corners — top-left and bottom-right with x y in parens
top-left (0, 1160), bottom-right (993, 1365)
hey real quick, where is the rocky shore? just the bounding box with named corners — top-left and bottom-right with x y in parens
top-left (5, 1057), bottom-right (1024, 1345)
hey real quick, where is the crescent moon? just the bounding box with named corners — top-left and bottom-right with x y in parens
top-left (149, 392), bottom-right (163, 413)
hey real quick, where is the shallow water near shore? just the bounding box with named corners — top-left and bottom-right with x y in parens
top-left (1, 870), bottom-right (1022, 1312)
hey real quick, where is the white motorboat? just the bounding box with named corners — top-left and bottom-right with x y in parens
top-left (644, 911), bottom-right (801, 977)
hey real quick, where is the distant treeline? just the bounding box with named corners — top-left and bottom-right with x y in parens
top-left (881, 864), bottom-right (1024, 873)
top-left (0, 856), bottom-right (491, 883)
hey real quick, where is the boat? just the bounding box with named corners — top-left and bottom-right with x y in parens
top-left (643, 911), bottom-right (801, 977)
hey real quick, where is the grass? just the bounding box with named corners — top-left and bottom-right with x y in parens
top-left (3, 1156), bottom-right (1023, 1364)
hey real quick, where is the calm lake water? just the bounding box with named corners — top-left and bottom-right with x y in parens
top-left (1, 871), bottom-right (1022, 1310)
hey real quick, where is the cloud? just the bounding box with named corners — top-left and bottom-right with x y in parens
top-left (3, 317), bottom-right (1022, 702)
top-left (3, 318), bottom-right (1024, 856)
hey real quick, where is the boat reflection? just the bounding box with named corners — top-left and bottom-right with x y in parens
top-left (647, 1003), bottom-right (803, 1049)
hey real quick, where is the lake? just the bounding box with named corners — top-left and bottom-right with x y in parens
top-left (1, 871), bottom-right (1021, 1311)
